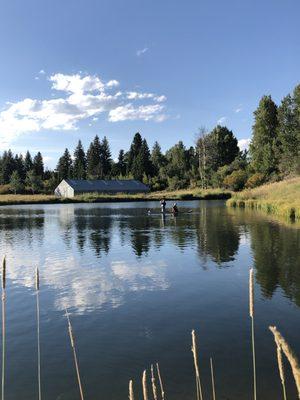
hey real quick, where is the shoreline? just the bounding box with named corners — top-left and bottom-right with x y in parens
top-left (0, 190), bottom-right (231, 206)
top-left (226, 177), bottom-right (300, 221)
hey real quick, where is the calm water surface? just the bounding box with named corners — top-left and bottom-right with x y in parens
top-left (0, 200), bottom-right (299, 400)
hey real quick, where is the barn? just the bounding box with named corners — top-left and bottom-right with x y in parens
top-left (54, 179), bottom-right (150, 198)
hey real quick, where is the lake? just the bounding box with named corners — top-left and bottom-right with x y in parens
top-left (0, 200), bottom-right (299, 400)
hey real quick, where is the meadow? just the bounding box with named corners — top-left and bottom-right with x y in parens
top-left (227, 177), bottom-right (300, 220)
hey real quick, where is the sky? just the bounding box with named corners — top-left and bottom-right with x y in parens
top-left (0, 0), bottom-right (299, 168)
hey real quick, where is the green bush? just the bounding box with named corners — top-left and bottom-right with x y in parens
top-left (0, 184), bottom-right (11, 194)
top-left (167, 176), bottom-right (188, 190)
top-left (223, 170), bottom-right (247, 191)
top-left (246, 173), bottom-right (265, 188)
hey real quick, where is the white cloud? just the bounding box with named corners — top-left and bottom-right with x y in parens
top-left (0, 72), bottom-right (167, 147)
top-left (136, 47), bottom-right (149, 56)
top-left (106, 79), bottom-right (119, 88)
top-left (39, 69), bottom-right (45, 74)
top-left (108, 104), bottom-right (166, 122)
top-left (217, 116), bottom-right (227, 125)
top-left (235, 107), bottom-right (242, 113)
top-left (238, 138), bottom-right (251, 151)
top-left (127, 92), bottom-right (167, 102)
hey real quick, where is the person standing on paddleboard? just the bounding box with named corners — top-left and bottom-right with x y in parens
top-left (160, 198), bottom-right (166, 213)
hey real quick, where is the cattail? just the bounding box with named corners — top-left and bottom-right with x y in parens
top-left (276, 341), bottom-right (287, 400)
top-left (142, 370), bottom-right (148, 400)
top-left (249, 268), bottom-right (257, 400)
top-left (36, 267), bottom-right (41, 400)
top-left (191, 330), bottom-right (203, 400)
top-left (129, 379), bottom-right (134, 400)
top-left (35, 267), bottom-right (39, 291)
top-left (1, 256), bottom-right (6, 400)
top-left (210, 357), bottom-right (216, 400)
top-left (65, 309), bottom-right (84, 400)
top-left (2, 257), bottom-right (6, 292)
top-left (249, 268), bottom-right (254, 318)
top-left (270, 326), bottom-right (300, 398)
top-left (151, 364), bottom-right (158, 400)
top-left (156, 363), bottom-right (165, 400)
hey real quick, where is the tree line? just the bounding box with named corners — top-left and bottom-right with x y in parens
top-left (0, 83), bottom-right (299, 194)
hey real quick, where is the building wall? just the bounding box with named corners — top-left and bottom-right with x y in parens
top-left (54, 181), bottom-right (74, 197)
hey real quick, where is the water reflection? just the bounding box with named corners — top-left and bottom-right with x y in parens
top-left (0, 202), bottom-right (300, 314)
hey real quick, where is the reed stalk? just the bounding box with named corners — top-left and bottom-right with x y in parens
top-left (65, 308), bottom-right (84, 400)
top-left (269, 326), bottom-right (300, 399)
top-left (275, 339), bottom-right (287, 400)
top-left (1, 256), bottom-right (6, 400)
top-left (142, 370), bottom-right (148, 400)
top-left (249, 268), bottom-right (257, 400)
top-left (35, 267), bottom-right (41, 400)
top-left (210, 357), bottom-right (216, 400)
top-left (191, 330), bottom-right (203, 400)
top-left (156, 363), bottom-right (165, 400)
top-left (151, 364), bottom-right (158, 400)
top-left (129, 379), bottom-right (134, 400)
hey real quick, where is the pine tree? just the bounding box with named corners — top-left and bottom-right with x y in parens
top-left (277, 93), bottom-right (299, 174)
top-left (250, 95), bottom-right (279, 175)
top-left (151, 141), bottom-right (165, 174)
top-left (86, 135), bottom-right (101, 179)
top-left (73, 140), bottom-right (87, 179)
top-left (24, 151), bottom-right (33, 173)
top-left (100, 136), bottom-right (112, 178)
top-left (10, 171), bottom-right (24, 194)
top-left (25, 170), bottom-right (43, 194)
top-left (117, 149), bottom-right (126, 176)
top-left (0, 150), bottom-right (15, 184)
top-left (127, 132), bottom-right (143, 174)
top-left (210, 125), bottom-right (239, 169)
top-left (14, 154), bottom-right (26, 181)
top-left (140, 138), bottom-right (153, 177)
top-left (56, 148), bottom-right (73, 180)
top-left (33, 152), bottom-right (44, 178)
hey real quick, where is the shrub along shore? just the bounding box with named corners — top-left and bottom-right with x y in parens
top-left (0, 188), bottom-right (231, 206)
top-left (227, 177), bottom-right (300, 220)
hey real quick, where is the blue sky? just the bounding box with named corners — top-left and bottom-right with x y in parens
top-left (0, 0), bottom-right (299, 168)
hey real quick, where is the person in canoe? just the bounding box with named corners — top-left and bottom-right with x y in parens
top-left (172, 202), bottom-right (179, 215)
top-left (160, 198), bottom-right (166, 213)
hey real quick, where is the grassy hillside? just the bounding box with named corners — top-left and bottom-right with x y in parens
top-left (0, 188), bottom-right (231, 206)
top-left (227, 177), bottom-right (300, 219)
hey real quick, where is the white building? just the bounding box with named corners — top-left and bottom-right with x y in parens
top-left (54, 179), bottom-right (150, 198)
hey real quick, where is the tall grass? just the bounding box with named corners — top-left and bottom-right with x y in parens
top-left (249, 268), bottom-right (257, 400)
top-left (142, 370), bottom-right (149, 400)
top-left (1, 257), bottom-right (6, 400)
top-left (191, 329), bottom-right (204, 400)
top-left (129, 380), bottom-right (134, 400)
top-left (35, 267), bottom-right (42, 400)
top-left (156, 363), bottom-right (165, 400)
top-left (270, 326), bottom-right (300, 398)
top-left (65, 308), bottom-right (85, 400)
top-left (210, 357), bottom-right (216, 400)
top-left (151, 364), bottom-right (158, 400)
top-left (227, 177), bottom-right (300, 220)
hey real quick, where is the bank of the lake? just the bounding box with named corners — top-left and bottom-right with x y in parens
top-left (227, 177), bottom-right (300, 220)
top-left (0, 187), bottom-right (231, 206)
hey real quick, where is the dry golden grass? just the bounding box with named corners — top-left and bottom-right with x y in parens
top-left (191, 330), bottom-right (203, 400)
top-left (249, 269), bottom-right (257, 400)
top-left (65, 309), bottom-right (85, 400)
top-left (142, 370), bottom-right (148, 400)
top-left (129, 380), bottom-right (134, 400)
top-left (227, 177), bottom-right (300, 219)
top-left (270, 326), bottom-right (300, 399)
top-left (1, 256), bottom-right (6, 400)
top-left (0, 187), bottom-right (230, 206)
top-left (156, 363), bottom-right (165, 400)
